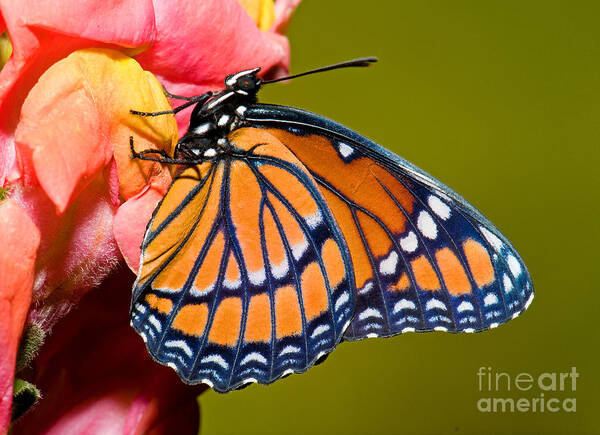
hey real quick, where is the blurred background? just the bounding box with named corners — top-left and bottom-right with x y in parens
top-left (201, 1), bottom-right (599, 434)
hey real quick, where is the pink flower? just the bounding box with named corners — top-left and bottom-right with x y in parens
top-left (0, 199), bottom-right (39, 430)
top-left (0, 0), bottom-right (300, 432)
top-left (12, 268), bottom-right (207, 434)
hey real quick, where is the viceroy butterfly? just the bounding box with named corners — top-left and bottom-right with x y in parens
top-left (129, 58), bottom-right (533, 392)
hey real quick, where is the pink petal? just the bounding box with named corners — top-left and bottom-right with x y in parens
top-left (0, 0), bottom-right (155, 50)
top-left (15, 178), bottom-right (121, 331)
top-left (0, 199), bottom-right (40, 433)
top-left (113, 180), bottom-right (169, 272)
top-left (272, 0), bottom-right (303, 33)
top-left (0, 0), bottom-right (156, 184)
top-left (15, 63), bottom-right (112, 213)
top-left (135, 0), bottom-right (291, 132)
top-left (11, 268), bottom-right (204, 434)
top-left (136, 0), bottom-right (288, 86)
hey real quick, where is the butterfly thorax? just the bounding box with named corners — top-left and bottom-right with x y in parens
top-left (174, 68), bottom-right (262, 161)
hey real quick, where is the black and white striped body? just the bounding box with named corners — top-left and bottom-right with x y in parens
top-left (174, 68), bottom-right (260, 161)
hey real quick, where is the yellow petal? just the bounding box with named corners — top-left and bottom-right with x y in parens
top-left (237, 0), bottom-right (275, 31)
top-left (0, 32), bottom-right (12, 71)
top-left (72, 48), bottom-right (178, 200)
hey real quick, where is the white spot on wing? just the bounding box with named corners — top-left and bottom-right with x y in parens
top-left (305, 209), bottom-right (322, 229)
top-left (425, 298), bottom-right (447, 311)
top-left (292, 239), bottom-right (309, 261)
top-left (379, 251), bottom-right (399, 276)
top-left (480, 227), bottom-right (503, 252)
top-left (417, 211), bottom-right (438, 239)
top-left (400, 231), bottom-right (418, 253)
top-left (484, 293), bottom-right (499, 306)
top-left (249, 268), bottom-right (266, 285)
top-left (503, 274), bottom-right (514, 293)
top-left (224, 278), bottom-right (241, 290)
top-left (164, 340), bottom-right (193, 357)
top-left (457, 301), bottom-right (474, 312)
top-left (335, 292), bottom-right (350, 311)
top-left (190, 284), bottom-right (214, 297)
top-left (524, 293), bottom-right (534, 310)
top-left (148, 315), bottom-right (162, 332)
top-left (311, 325), bottom-right (330, 339)
top-left (338, 142), bottom-right (354, 158)
top-left (201, 354), bottom-right (229, 370)
top-left (507, 255), bottom-right (522, 278)
top-left (240, 352), bottom-right (268, 366)
top-left (358, 282), bottom-right (373, 295)
top-left (358, 308), bottom-right (383, 321)
top-left (134, 303), bottom-right (146, 314)
top-left (271, 259), bottom-right (289, 279)
top-left (393, 299), bottom-right (416, 313)
top-left (428, 195), bottom-right (451, 220)
top-left (279, 345), bottom-right (300, 357)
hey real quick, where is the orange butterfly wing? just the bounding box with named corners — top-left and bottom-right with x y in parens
top-left (246, 104), bottom-right (533, 340)
top-left (131, 128), bottom-right (354, 391)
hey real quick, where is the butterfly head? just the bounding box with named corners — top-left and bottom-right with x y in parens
top-left (224, 67), bottom-right (262, 96)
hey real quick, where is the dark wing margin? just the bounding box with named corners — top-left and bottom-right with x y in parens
top-left (244, 104), bottom-right (534, 340)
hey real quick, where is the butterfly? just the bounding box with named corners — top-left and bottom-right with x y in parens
top-left (128, 57), bottom-right (533, 393)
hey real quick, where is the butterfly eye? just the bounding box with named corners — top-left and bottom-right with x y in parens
top-left (236, 76), bottom-right (257, 91)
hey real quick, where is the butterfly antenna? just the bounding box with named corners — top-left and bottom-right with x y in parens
top-left (262, 57), bottom-right (378, 84)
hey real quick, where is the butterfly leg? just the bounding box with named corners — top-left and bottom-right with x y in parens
top-left (129, 136), bottom-right (197, 165)
top-left (130, 108), bottom-right (176, 117)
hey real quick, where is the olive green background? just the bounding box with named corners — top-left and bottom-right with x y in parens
top-left (201, 1), bottom-right (599, 434)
